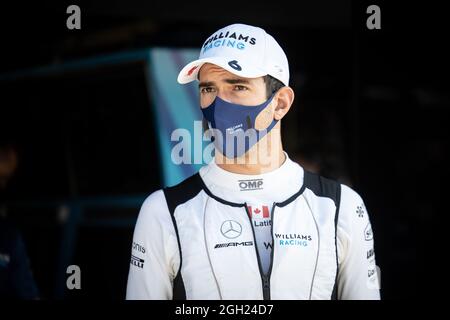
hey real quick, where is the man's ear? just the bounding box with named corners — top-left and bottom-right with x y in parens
top-left (273, 86), bottom-right (295, 120)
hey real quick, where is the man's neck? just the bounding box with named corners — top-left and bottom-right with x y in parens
top-left (215, 147), bottom-right (286, 175)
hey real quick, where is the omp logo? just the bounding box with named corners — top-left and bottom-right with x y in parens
top-left (214, 241), bottom-right (253, 249)
top-left (239, 179), bottom-right (263, 191)
top-left (220, 220), bottom-right (242, 239)
top-left (130, 255), bottom-right (145, 268)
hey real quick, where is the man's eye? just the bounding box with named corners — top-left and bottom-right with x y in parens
top-left (200, 87), bottom-right (215, 93)
top-left (234, 85), bottom-right (248, 91)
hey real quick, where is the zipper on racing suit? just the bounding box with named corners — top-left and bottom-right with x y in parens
top-left (244, 202), bottom-right (277, 300)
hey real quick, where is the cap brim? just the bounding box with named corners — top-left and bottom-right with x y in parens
top-left (177, 56), bottom-right (267, 84)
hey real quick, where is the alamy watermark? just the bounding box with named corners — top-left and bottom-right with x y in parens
top-left (170, 121), bottom-right (282, 166)
top-left (66, 265), bottom-right (81, 290)
top-left (366, 5), bottom-right (381, 30)
top-left (66, 5), bottom-right (81, 30)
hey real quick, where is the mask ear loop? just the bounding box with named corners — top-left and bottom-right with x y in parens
top-left (254, 92), bottom-right (279, 137)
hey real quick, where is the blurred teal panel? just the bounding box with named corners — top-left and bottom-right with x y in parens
top-left (147, 48), bottom-right (209, 187)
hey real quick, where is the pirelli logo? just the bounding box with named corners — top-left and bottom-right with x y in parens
top-left (130, 254), bottom-right (145, 268)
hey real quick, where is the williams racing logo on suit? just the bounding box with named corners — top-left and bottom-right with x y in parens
top-left (275, 233), bottom-right (312, 247)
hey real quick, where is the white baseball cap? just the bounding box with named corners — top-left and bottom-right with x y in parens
top-left (177, 23), bottom-right (289, 86)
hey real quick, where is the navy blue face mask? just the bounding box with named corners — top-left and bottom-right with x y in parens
top-left (201, 94), bottom-right (278, 158)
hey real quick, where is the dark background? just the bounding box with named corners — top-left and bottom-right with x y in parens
top-left (0, 0), bottom-right (448, 299)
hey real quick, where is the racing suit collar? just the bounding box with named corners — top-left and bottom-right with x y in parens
top-left (199, 152), bottom-right (304, 205)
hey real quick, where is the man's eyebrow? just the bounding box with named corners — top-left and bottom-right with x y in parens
top-left (199, 81), bottom-right (214, 88)
top-left (223, 78), bottom-right (250, 85)
top-left (199, 78), bottom-right (251, 88)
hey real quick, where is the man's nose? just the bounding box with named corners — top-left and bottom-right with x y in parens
top-left (215, 91), bottom-right (234, 104)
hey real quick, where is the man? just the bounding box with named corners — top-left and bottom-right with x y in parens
top-left (126, 23), bottom-right (380, 300)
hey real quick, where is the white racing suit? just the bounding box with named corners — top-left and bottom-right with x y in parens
top-left (126, 155), bottom-right (380, 300)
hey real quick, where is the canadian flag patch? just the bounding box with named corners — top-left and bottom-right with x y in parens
top-left (247, 205), bottom-right (270, 218)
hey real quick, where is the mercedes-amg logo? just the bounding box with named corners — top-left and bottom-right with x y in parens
top-left (220, 220), bottom-right (242, 239)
